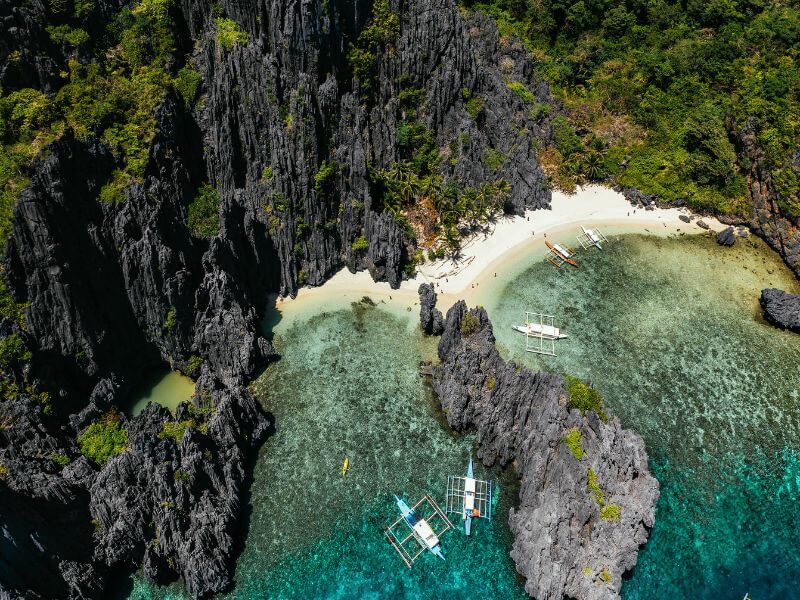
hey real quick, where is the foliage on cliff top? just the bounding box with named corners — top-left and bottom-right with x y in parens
top-left (79, 410), bottom-right (128, 464)
top-left (0, 0), bottom-right (188, 217)
top-left (188, 184), bottom-right (221, 238)
top-left (460, 311), bottom-right (481, 337)
top-left (463, 0), bottom-right (800, 217)
top-left (159, 418), bottom-right (195, 443)
top-left (565, 375), bottom-right (607, 422)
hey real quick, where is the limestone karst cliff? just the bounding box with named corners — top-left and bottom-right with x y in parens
top-left (0, 0), bottom-right (555, 597)
top-left (420, 285), bottom-right (659, 599)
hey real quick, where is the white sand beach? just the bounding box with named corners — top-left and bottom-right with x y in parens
top-left (275, 185), bottom-right (726, 319)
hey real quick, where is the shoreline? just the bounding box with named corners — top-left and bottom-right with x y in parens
top-left (274, 185), bottom-right (726, 323)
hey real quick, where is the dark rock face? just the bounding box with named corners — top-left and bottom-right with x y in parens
top-left (430, 300), bottom-right (659, 599)
top-left (0, 0), bottom-right (556, 597)
top-left (91, 383), bottom-right (269, 598)
top-left (760, 288), bottom-right (800, 332)
top-left (0, 395), bottom-right (104, 599)
top-left (716, 226), bottom-right (736, 246)
top-left (418, 283), bottom-right (444, 335)
top-left (733, 118), bottom-right (800, 276)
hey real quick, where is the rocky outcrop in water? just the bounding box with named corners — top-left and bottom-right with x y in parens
top-left (423, 292), bottom-right (659, 599)
top-left (760, 288), bottom-right (800, 333)
top-left (418, 283), bottom-right (444, 335)
top-left (716, 226), bottom-right (736, 246)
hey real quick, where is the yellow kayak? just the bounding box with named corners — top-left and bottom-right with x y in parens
top-left (341, 457), bottom-right (349, 476)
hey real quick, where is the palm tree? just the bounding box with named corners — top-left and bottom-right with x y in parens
top-left (583, 151), bottom-right (604, 181)
top-left (443, 224), bottom-right (461, 260)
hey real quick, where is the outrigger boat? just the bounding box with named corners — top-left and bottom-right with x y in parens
top-left (445, 457), bottom-right (493, 535)
top-left (512, 321), bottom-right (568, 340)
top-left (384, 494), bottom-right (452, 567)
top-left (341, 457), bottom-right (349, 476)
top-left (545, 239), bottom-right (579, 268)
top-left (394, 495), bottom-right (445, 560)
top-left (577, 226), bottom-right (609, 251)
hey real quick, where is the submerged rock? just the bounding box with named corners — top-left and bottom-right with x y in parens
top-left (760, 288), bottom-right (800, 332)
top-left (716, 226), bottom-right (736, 246)
top-left (429, 300), bottom-right (659, 599)
top-left (418, 283), bottom-right (444, 335)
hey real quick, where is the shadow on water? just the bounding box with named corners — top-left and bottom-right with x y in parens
top-left (260, 294), bottom-right (281, 342)
top-left (229, 409), bottom-right (276, 589)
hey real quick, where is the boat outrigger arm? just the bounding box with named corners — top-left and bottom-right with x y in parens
top-left (383, 495), bottom-right (453, 568)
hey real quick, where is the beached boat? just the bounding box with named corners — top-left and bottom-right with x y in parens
top-left (512, 322), bottom-right (568, 340)
top-left (545, 239), bottom-right (579, 267)
top-left (394, 495), bottom-right (445, 560)
top-left (577, 226), bottom-right (609, 251)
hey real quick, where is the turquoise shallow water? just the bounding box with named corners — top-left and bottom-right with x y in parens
top-left (484, 233), bottom-right (800, 599)
top-left (128, 232), bottom-right (800, 599)
top-left (127, 302), bottom-right (527, 599)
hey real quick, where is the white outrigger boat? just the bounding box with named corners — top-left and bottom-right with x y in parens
top-left (445, 457), bottom-right (493, 535)
top-left (512, 321), bottom-right (568, 340)
top-left (395, 495), bottom-right (445, 560)
top-left (576, 226), bottom-right (609, 251)
top-left (384, 494), bottom-right (453, 568)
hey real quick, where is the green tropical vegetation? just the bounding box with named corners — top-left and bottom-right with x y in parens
top-left (214, 16), bottom-right (249, 50)
top-left (565, 374), bottom-right (607, 421)
top-left (0, 333), bottom-right (31, 369)
top-left (185, 354), bottom-right (203, 378)
top-left (562, 427), bottom-right (584, 459)
top-left (163, 306), bottom-right (177, 330)
top-left (351, 236), bottom-right (369, 252)
top-left (187, 183), bottom-right (221, 238)
top-left (159, 418), bottom-right (195, 443)
top-left (587, 467), bottom-right (622, 521)
top-left (348, 0), bottom-right (401, 94)
top-left (461, 0), bottom-right (800, 216)
top-left (460, 311), bottom-right (481, 336)
top-left (79, 410), bottom-right (128, 464)
top-left (49, 452), bottom-right (71, 467)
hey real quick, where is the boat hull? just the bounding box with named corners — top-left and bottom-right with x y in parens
top-left (512, 325), bottom-right (568, 340)
top-left (545, 239), bottom-right (579, 267)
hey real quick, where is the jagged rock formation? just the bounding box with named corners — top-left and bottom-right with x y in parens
top-left (418, 283), bottom-right (444, 335)
top-left (0, 0), bottom-right (555, 598)
top-left (760, 288), bottom-right (800, 332)
top-left (90, 384), bottom-right (269, 598)
top-left (716, 226), bottom-right (736, 246)
top-left (734, 118), bottom-right (800, 276)
top-left (426, 296), bottom-right (659, 599)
